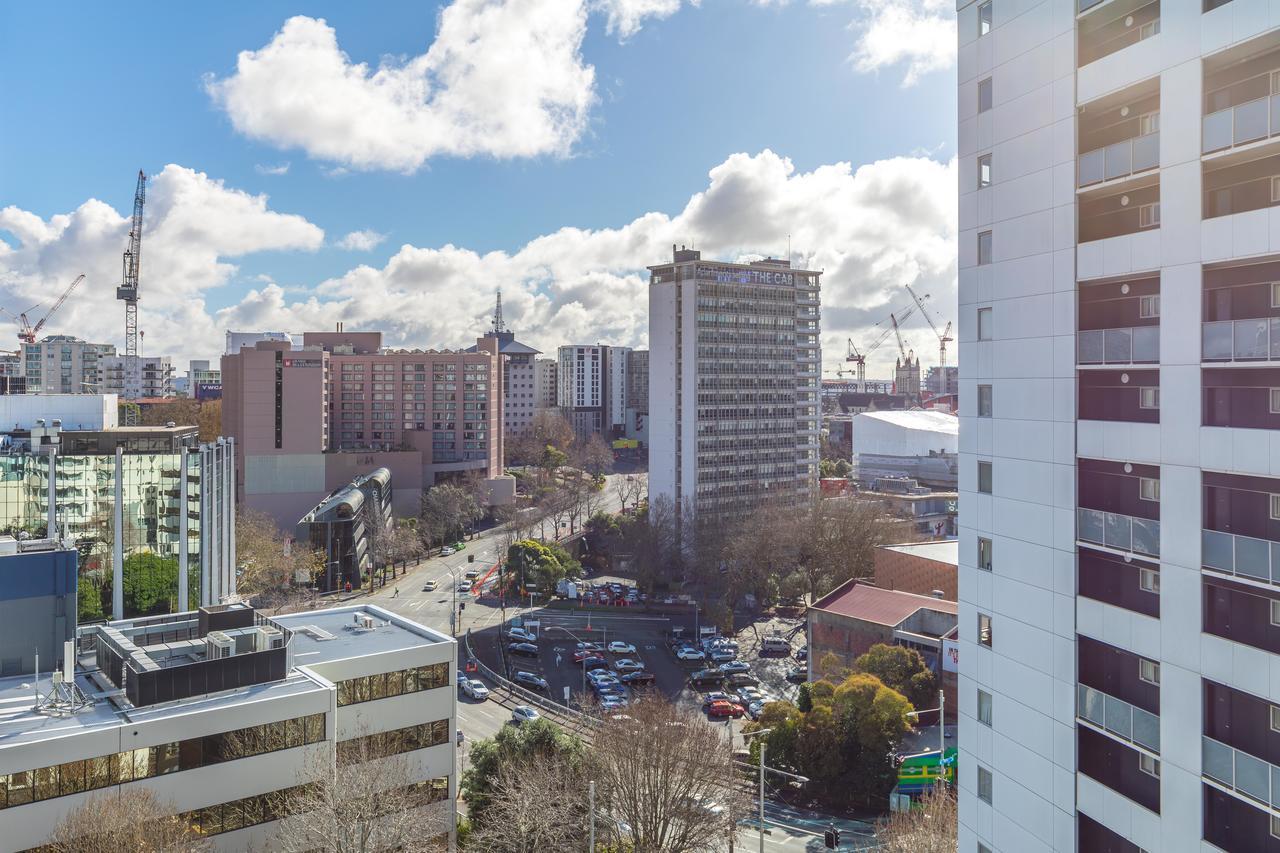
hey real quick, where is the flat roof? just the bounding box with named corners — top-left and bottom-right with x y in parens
top-left (810, 581), bottom-right (957, 628)
top-left (274, 604), bottom-right (451, 665)
top-left (881, 540), bottom-right (959, 566)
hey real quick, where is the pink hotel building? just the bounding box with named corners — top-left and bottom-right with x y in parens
top-left (222, 329), bottom-right (512, 527)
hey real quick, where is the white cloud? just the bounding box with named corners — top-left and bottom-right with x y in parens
top-left (594, 0), bottom-right (689, 38)
top-left (254, 162), bottom-right (291, 175)
top-left (205, 3), bottom-right (597, 173)
top-left (336, 229), bottom-right (388, 251)
top-left (843, 0), bottom-right (955, 85)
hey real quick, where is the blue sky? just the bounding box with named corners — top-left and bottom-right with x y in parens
top-left (0, 1), bottom-right (958, 372)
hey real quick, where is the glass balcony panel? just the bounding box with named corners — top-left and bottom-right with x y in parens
top-left (1079, 509), bottom-right (1105, 545)
top-left (1079, 149), bottom-right (1105, 187)
top-left (1104, 328), bottom-right (1133, 363)
top-left (1105, 141), bottom-right (1133, 181)
top-left (1236, 750), bottom-right (1271, 804)
top-left (1132, 518), bottom-right (1160, 557)
top-left (1235, 98), bottom-right (1270, 145)
top-left (1204, 738), bottom-right (1235, 785)
top-left (1105, 694), bottom-right (1132, 740)
top-left (1132, 133), bottom-right (1159, 172)
top-left (1079, 0), bottom-right (1105, 11)
top-left (1204, 109), bottom-right (1233, 153)
top-left (1235, 319), bottom-right (1270, 360)
top-left (1083, 686), bottom-right (1105, 726)
top-left (1132, 326), bottom-right (1159, 363)
top-left (1104, 512), bottom-right (1132, 550)
top-left (1203, 529), bottom-right (1235, 572)
top-left (1203, 321), bottom-right (1235, 360)
top-left (1078, 330), bottom-right (1105, 364)
top-left (1272, 318), bottom-right (1280, 360)
top-left (1132, 708), bottom-right (1160, 753)
top-left (1236, 535), bottom-right (1271, 580)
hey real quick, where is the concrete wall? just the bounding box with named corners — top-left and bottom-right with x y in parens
top-left (0, 393), bottom-right (117, 431)
top-left (0, 547), bottom-right (76, 676)
top-left (874, 549), bottom-right (958, 600)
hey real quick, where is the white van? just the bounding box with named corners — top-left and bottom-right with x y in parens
top-left (761, 636), bottom-right (791, 655)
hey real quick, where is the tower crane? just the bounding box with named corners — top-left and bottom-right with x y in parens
top-left (845, 338), bottom-right (865, 384)
top-left (890, 312), bottom-right (912, 366)
top-left (14, 274), bottom-right (86, 344)
top-left (116, 171), bottom-right (146, 426)
top-left (904, 282), bottom-right (954, 371)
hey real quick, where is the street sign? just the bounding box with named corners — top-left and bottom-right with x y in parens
top-left (563, 686), bottom-right (571, 704)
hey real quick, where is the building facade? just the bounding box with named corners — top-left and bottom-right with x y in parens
top-left (0, 536), bottom-right (76, 677)
top-left (533, 357), bottom-right (558, 410)
top-left (894, 353), bottom-right (922, 399)
top-left (20, 336), bottom-right (114, 394)
top-left (955, 3), bottom-right (1280, 851)
top-left (648, 247), bottom-right (821, 521)
top-left (925, 365), bottom-right (960, 396)
top-left (298, 467), bottom-right (394, 591)
top-left (556, 344), bottom-right (631, 438)
top-left (99, 353), bottom-right (176, 399)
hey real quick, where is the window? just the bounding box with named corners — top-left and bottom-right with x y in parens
top-left (1271, 599), bottom-right (1280, 627)
top-left (1138, 202), bottom-right (1160, 228)
top-left (978, 613), bottom-right (993, 647)
top-left (1270, 705), bottom-right (1280, 733)
top-left (978, 230), bottom-right (993, 265)
top-left (978, 153), bottom-right (992, 188)
top-left (978, 384), bottom-right (993, 416)
top-left (1139, 387), bottom-right (1159, 409)
top-left (1139, 658), bottom-right (1160, 685)
top-left (1138, 19), bottom-right (1159, 40)
top-left (1139, 111), bottom-right (1159, 136)
top-left (978, 537), bottom-right (993, 571)
top-left (977, 689), bottom-right (992, 726)
top-left (1138, 753), bottom-right (1160, 778)
top-left (1139, 567), bottom-right (1160, 594)
top-left (1271, 388), bottom-right (1280, 415)
top-left (978, 1), bottom-right (992, 35)
top-left (1272, 813), bottom-right (1280, 842)
top-left (1272, 283), bottom-right (1280, 309)
top-left (977, 766), bottom-right (993, 803)
top-left (1271, 493), bottom-right (1280, 520)
top-left (978, 846), bottom-right (993, 853)
top-left (1273, 177), bottom-right (1280, 204)
top-left (978, 461), bottom-right (992, 494)
top-left (1138, 294), bottom-right (1160, 318)
top-left (1139, 477), bottom-right (1159, 502)
top-left (978, 77), bottom-right (992, 113)
top-left (977, 307), bottom-right (993, 340)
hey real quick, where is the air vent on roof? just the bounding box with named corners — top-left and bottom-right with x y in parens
top-left (256, 626), bottom-right (284, 652)
top-left (356, 614), bottom-right (376, 630)
top-left (206, 631), bottom-right (234, 659)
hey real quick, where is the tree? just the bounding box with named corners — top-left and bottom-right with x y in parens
top-left (45, 788), bottom-right (210, 852)
top-left (368, 518), bottom-right (423, 570)
top-left (612, 473), bottom-right (646, 513)
top-left (507, 410), bottom-right (576, 466)
top-left (237, 508), bottom-right (310, 594)
top-left (506, 539), bottom-right (581, 592)
top-left (121, 552), bottom-right (179, 616)
top-left (138, 398), bottom-right (223, 443)
top-left (575, 433), bottom-right (615, 477)
top-left (818, 458), bottom-right (852, 479)
top-left (874, 785), bottom-right (958, 853)
top-left (854, 644), bottom-right (938, 712)
top-left (462, 717), bottom-right (592, 826)
top-left (465, 756), bottom-right (590, 852)
top-left (420, 484), bottom-right (482, 548)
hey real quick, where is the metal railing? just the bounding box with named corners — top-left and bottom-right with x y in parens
top-left (1078, 684), bottom-right (1160, 753)
top-left (1079, 133), bottom-right (1159, 187)
top-left (1202, 528), bottom-right (1280, 586)
top-left (1204, 93), bottom-right (1280, 154)
top-left (463, 629), bottom-right (600, 730)
top-left (1078, 326), bottom-right (1159, 365)
top-left (1203, 736), bottom-right (1280, 809)
top-left (1202, 318), bottom-right (1280, 362)
top-left (1078, 507), bottom-right (1160, 557)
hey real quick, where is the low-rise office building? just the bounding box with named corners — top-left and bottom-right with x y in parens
top-left (298, 468), bottom-right (393, 592)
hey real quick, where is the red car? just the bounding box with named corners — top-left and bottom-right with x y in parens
top-left (706, 700), bottom-right (744, 719)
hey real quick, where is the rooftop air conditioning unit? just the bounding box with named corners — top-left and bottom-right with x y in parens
top-left (357, 614), bottom-right (376, 630)
top-left (206, 631), bottom-right (234, 660)
top-left (256, 626), bottom-right (285, 652)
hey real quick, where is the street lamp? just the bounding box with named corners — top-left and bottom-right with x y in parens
top-left (740, 727), bottom-right (809, 853)
top-left (905, 689), bottom-right (948, 786)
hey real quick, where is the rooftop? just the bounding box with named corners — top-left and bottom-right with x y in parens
top-left (856, 409), bottom-right (959, 435)
top-left (275, 605), bottom-right (451, 665)
top-left (881, 540), bottom-right (959, 567)
top-left (810, 581), bottom-right (957, 628)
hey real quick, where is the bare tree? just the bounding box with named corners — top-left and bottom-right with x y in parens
top-left (45, 788), bottom-right (210, 852)
top-left (874, 785), bottom-right (957, 853)
top-left (238, 509), bottom-right (324, 595)
top-left (466, 756), bottom-right (590, 852)
top-left (574, 433), bottom-right (615, 477)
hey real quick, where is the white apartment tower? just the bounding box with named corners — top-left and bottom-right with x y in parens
top-left (648, 247), bottom-right (820, 522)
top-left (557, 344), bottom-right (630, 438)
top-left (958, 3), bottom-right (1280, 852)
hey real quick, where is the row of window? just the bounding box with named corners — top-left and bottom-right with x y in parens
top-left (335, 662), bottom-right (449, 706)
top-left (336, 719), bottom-right (451, 765)
top-left (0, 713), bottom-right (326, 810)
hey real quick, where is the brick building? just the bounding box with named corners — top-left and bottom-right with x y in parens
top-left (873, 540), bottom-right (958, 600)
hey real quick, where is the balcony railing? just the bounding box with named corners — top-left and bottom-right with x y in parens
top-left (1079, 133), bottom-right (1159, 187)
top-left (1078, 684), bottom-right (1160, 753)
top-left (1202, 528), bottom-right (1280, 586)
top-left (1078, 326), bottom-right (1159, 365)
top-left (1202, 318), bottom-right (1280, 362)
top-left (1079, 508), bottom-right (1160, 557)
top-left (1204, 94), bottom-right (1280, 154)
top-left (1203, 736), bottom-right (1280, 810)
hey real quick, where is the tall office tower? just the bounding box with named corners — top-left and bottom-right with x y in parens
top-left (958, 3), bottom-right (1280, 851)
top-left (648, 246), bottom-right (820, 523)
top-left (556, 344), bottom-right (631, 438)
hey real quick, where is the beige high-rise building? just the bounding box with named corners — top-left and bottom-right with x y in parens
top-left (20, 335), bottom-right (114, 393)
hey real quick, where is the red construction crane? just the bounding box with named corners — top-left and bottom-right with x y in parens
top-left (14, 274), bottom-right (86, 344)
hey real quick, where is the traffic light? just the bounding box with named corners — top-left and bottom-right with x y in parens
top-left (824, 827), bottom-right (840, 849)
top-left (458, 602), bottom-right (466, 611)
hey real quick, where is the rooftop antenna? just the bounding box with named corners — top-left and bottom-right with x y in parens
top-left (492, 288), bottom-right (505, 334)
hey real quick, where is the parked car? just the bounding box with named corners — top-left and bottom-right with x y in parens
top-left (709, 648), bottom-right (736, 663)
top-left (506, 627), bottom-right (536, 643)
top-left (691, 668), bottom-right (724, 685)
top-left (457, 671), bottom-right (469, 687)
top-left (421, 579), bottom-right (437, 592)
top-left (508, 642), bottom-right (540, 658)
top-left (795, 646), bottom-right (808, 662)
top-left (761, 636), bottom-right (790, 655)
top-left (607, 641), bottom-right (637, 655)
top-left (457, 728), bottom-right (465, 745)
top-left (718, 660), bottom-right (750, 674)
top-left (511, 705), bottom-right (540, 724)
top-left (746, 701), bottom-right (765, 721)
top-left (701, 691), bottom-right (732, 710)
top-left (785, 666), bottom-right (807, 684)
top-left (725, 672), bottom-right (759, 689)
top-left (620, 671), bottom-right (656, 686)
top-left (513, 671), bottom-right (549, 691)
top-left (706, 700), bottom-right (744, 719)
top-left (599, 696), bottom-right (627, 711)
top-left (462, 679), bottom-right (489, 701)
top-left (576, 642), bottom-right (605, 653)
top-left (613, 658), bottom-right (645, 673)
top-left (736, 686), bottom-right (763, 704)
top-left (581, 656), bottom-right (609, 671)
top-left (588, 670), bottom-right (620, 685)
top-left (453, 542), bottom-right (466, 551)
top-left (440, 547), bottom-right (455, 556)
top-left (676, 647), bottom-right (706, 661)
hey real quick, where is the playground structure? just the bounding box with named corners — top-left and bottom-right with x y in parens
top-left (893, 747), bottom-right (958, 804)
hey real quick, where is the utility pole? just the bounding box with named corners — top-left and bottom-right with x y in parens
top-left (758, 741), bottom-right (766, 853)
top-left (588, 779), bottom-right (596, 853)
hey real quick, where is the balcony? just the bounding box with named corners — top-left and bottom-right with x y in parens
top-left (1203, 528), bottom-right (1280, 586)
top-left (1079, 133), bottom-right (1159, 189)
top-left (1079, 507), bottom-right (1160, 557)
top-left (1202, 318), bottom-right (1280, 361)
top-left (1203, 736), bottom-right (1280, 811)
top-left (1203, 95), bottom-right (1280, 156)
top-left (1079, 684), bottom-right (1161, 753)
top-left (1078, 0), bottom-right (1159, 68)
top-left (1078, 326), bottom-right (1159, 365)
top-left (1080, 182), bottom-right (1160, 244)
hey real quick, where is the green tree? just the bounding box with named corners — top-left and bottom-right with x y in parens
top-left (506, 539), bottom-right (581, 592)
top-left (462, 717), bottom-right (591, 825)
top-left (854, 643), bottom-right (938, 711)
top-left (77, 574), bottom-right (105, 622)
top-left (832, 672), bottom-right (915, 804)
top-left (795, 682), bottom-right (813, 713)
top-left (121, 552), bottom-right (179, 616)
top-left (420, 483), bottom-right (482, 547)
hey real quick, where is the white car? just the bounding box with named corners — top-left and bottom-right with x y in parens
top-left (440, 547), bottom-right (456, 556)
top-left (458, 580), bottom-right (473, 593)
top-left (507, 627), bottom-right (536, 643)
top-left (462, 679), bottom-right (489, 701)
top-left (607, 641), bottom-right (637, 655)
top-left (613, 658), bottom-right (645, 673)
top-left (676, 647), bottom-right (706, 661)
top-left (511, 705), bottom-right (540, 724)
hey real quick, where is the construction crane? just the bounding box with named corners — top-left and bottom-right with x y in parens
top-left (13, 274), bottom-right (86, 344)
top-left (890, 312), bottom-right (912, 366)
top-left (845, 338), bottom-right (865, 384)
top-left (116, 171), bottom-right (146, 426)
top-left (905, 282), bottom-right (954, 371)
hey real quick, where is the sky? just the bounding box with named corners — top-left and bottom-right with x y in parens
top-left (0, 0), bottom-right (958, 378)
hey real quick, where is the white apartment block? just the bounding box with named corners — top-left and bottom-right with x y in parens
top-left (99, 353), bottom-right (176, 398)
top-left (0, 603), bottom-right (456, 851)
top-left (648, 247), bottom-right (820, 521)
top-left (534, 357), bottom-right (558, 410)
top-left (21, 336), bottom-right (115, 394)
top-left (958, 2), bottom-right (1280, 851)
top-left (557, 344), bottom-right (630, 437)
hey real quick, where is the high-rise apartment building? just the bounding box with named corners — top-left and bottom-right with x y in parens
top-left (925, 365), bottom-right (959, 397)
top-left (20, 335), bottom-right (114, 393)
top-left (957, 3), bottom-right (1280, 851)
top-left (534, 357), bottom-right (558, 410)
top-left (648, 247), bottom-right (820, 521)
top-left (99, 353), bottom-right (176, 398)
top-left (557, 344), bottom-right (630, 438)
